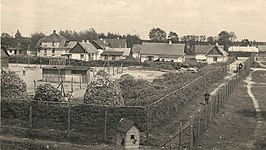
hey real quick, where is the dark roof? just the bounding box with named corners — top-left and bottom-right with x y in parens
top-left (1, 46), bottom-right (10, 58)
top-left (101, 50), bottom-right (124, 56)
top-left (93, 39), bottom-right (127, 49)
top-left (41, 66), bottom-right (90, 71)
top-left (194, 45), bottom-right (214, 54)
top-left (131, 44), bottom-right (141, 53)
top-left (140, 43), bottom-right (185, 56)
top-left (36, 30), bottom-right (68, 48)
top-left (207, 46), bottom-right (228, 56)
top-left (115, 118), bottom-right (140, 133)
top-left (258, 45), bottom-right (266, 52)
top-left (68, 42), bottom-right (98, 54)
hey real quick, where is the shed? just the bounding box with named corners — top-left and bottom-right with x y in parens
top-left (257, 45), bottom-right (266, 59)
top-left (115, 118), bottom-right (140, 150)
top-left (206, 46), bottom-right (229, 64)
top-left (228, 46), bottom-right (259, 57)
top-left (42, 66), bottom-right (90, 83)
top-left (1, 46), bottom-right (10, 68)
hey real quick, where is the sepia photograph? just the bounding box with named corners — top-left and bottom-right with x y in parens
top-left (1, 0), bottom-right (266, 149)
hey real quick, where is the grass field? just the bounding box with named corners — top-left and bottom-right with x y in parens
top-left (194, 69), bottom-right (266, 149)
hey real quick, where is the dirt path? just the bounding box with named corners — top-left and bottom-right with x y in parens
top-left (194, 68), bottom-right (266, 149)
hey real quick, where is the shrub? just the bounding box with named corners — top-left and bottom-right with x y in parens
top-left (84, 70), bottom-right (124, 106)
top-left (1, 68), bottom-right (27, 98)
top-left (34, 84), bottom-right (61, 102)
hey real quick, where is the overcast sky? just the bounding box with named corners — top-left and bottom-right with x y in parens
top-left (1, 0), bottom-right (266, 41)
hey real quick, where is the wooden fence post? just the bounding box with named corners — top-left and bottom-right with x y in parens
top-left (79, 74), bottom-right (82, 90)
top-left (197, 110), bottom-right (200, 137)
top-left (209, 99), bottom-right (212, 123)
top-left (179, 122), bottom-right (182, 149)
top-left (67, 103), bottom-right (71, 137)
top-left (33, 80), bottom-right (36, 93)
top-left (71, 76), bottom-right (73, 93)
top-left (190, 117), bottom-right (194, 150)
top-left (113, 66), bottom-right (115, 76)
top-left (217, 93), bottom-right (220, 113)
top-left (170, 135), bottom-right (172, 150)
top-left (205, 106), bottom-right (208, 130)
top-left (29, 105), bottom-right (32, 128)
top-left (104, 110), bottom-right (108, 142)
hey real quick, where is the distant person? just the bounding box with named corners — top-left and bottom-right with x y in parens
top-left (204, 90), bottom-right (210, 105)
top-left (22, 67), bottom-right (26, 75)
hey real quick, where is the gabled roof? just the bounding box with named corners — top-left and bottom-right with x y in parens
top-left (93, 39), bottom-right (127, 49)
top-left (207, 46), bottom-right (228, 56)
top-left (228, 46), bottom-right (259, 53)
top-left (1, 46), bottom-right (10, 58)
top-left (101, 50), bottom-right (124, 56)
top-left (111, 48), bottom-right (131, 56)
top-left (68, 42), bottom-right (98, 54)
top-left (115, 118), bottom-right (140, 133)
top-left (139, 43), bottom-right (185, 56)
top-left (36, 30), bottom-right (68, 48)
top-left (194, 45), bottom-right (214, 54)
top-left (258, 45), bottom-right (266, 52)
top-left (132, 44), bottom-right (141, 53)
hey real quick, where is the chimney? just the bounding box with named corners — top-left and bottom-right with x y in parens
top-left (53, 30), bottom-right (56, 34)
top-left (169, 40), bottom-right (172, 45)
top-left (86, 40), bottom-right (89, 43)
top-left (82, 40), bottom-right (85, 43)
top-left (215, 43), bottom-right (219, 46)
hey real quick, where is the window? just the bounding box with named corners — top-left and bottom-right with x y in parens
top-left (104, 56), bottom-right (108, 60)
top-left (14, 50), bottom-right (17, 54)
top-left (52, 41), bottom-right (55, 47)
top-left (213, 57), bottom-right (218, 62)
top-left (147, 56), bottom-right (154, 61)
top-left (80, 54), bottom-right (84, 59)
top-left (9, 50), bottom-right (12, 53)
top-left (130, 135), bottom-right (135, 139)
top-left (52, 49), bottom-right (55, 53)
top-left (112, 56), bottom-right (116, 60)
top-left (44, 49), bottom-right (47, 53)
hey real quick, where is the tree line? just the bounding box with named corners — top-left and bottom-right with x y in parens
top-left (1, 28), bottom-right (265, 52)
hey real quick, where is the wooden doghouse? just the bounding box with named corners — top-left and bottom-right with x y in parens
top-left (115, 118), bottom-right (140, 150)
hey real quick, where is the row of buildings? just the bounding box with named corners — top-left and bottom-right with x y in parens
top-left (6, 30), bottom-right (266, 64)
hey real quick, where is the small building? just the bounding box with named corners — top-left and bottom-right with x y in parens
top-left (257, 45), bottom-right (266, 59)
top-left (194, 45), bottom-right (214, 62)
top-left (228, 46), bottom-right (259, 58)
top-left (66, 41), bottom-right (98, 61)
top-left (115, 118), bottom-right (140, 150)
top-left (1, 46), bottom-right (10, 68)
top-left (41, 66), bottom-right (90, 83)
top-left (100, 50), bottom-right (124, 61)
top-left (206, 46), bottom-right (229, 64)
top-left (131, 44), bottom-right (141, 61)
top-left (139, 42), bottom-right (185, 62)
top-left (36, 30), bottom-right (69, 57)
top-left (92, 38), bottom-right (128, 50)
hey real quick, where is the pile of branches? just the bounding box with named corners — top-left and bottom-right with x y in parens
top-left (34, 84), bottom-right (61, 102)
top-left (1, 68), bottom-right (27, 98)
top-left (84, 70), bottom-right (124, 106)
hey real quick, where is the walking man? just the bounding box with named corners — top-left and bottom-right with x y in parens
top-left (204, 90), bottom-right (210, 105)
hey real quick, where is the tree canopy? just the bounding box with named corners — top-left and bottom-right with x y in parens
top-left (168, 31), bottom-right (179, 43)
top-left (218, 31), bottom-right (236, 46)
top-left (149, 27), bottom-right (167, 42)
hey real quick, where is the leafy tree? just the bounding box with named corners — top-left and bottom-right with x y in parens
top-left (218, 31), bottom-right (236, 46)
top-left (30, 32), bottom-right (45, 50)
top-left (149, 27), bottom-right (167, 42)
top-left (15, 30), bottom-right (22, 39)
top-left (168, 31), bottom-right (179, 43)
top-left (206, 36), bottom-right (216, 44)
top-left (1, 33), bottom-right (12, 46)
top-left (199, 35), bottom-right (206, 42)
top-left (34, 84), bottom-right (61, 102)
top-left (240, 39), bottom-right (251, 46)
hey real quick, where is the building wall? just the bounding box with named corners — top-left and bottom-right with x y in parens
top-left (42, 69), bottom-right (88, 83)
top-left (140, 55), bottom-right (185, 62)
top-left (41, 42), bottom-right (60, 48)
top-left (132, 52), bottom-right (140, 61)
top-left (125, 126), bottom-right (140, 150)
top-left (38, 48), bottom-right (67, 57)
top-left (71, 53), bottom-right (97, 61)
top-left (206, 55), bottom-right (228, 64)
top-left (195, 54), bottom-right (207, 61)
top-left (1, 57), bottom-right (9, 68)
top-left (100, 55), bottom-right (122, 61)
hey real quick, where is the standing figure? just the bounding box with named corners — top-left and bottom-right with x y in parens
top-left (23, 67), bottom-right (26, 75)
top-left (204, 90), bottom-right (210, 105)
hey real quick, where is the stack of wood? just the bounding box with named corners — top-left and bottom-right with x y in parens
top-left (1, 69), bottom-right (27, 98)
top-left (34, 84), bottom-right (61, 102)
top-left (84, 70), bottom-right (124, 106)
